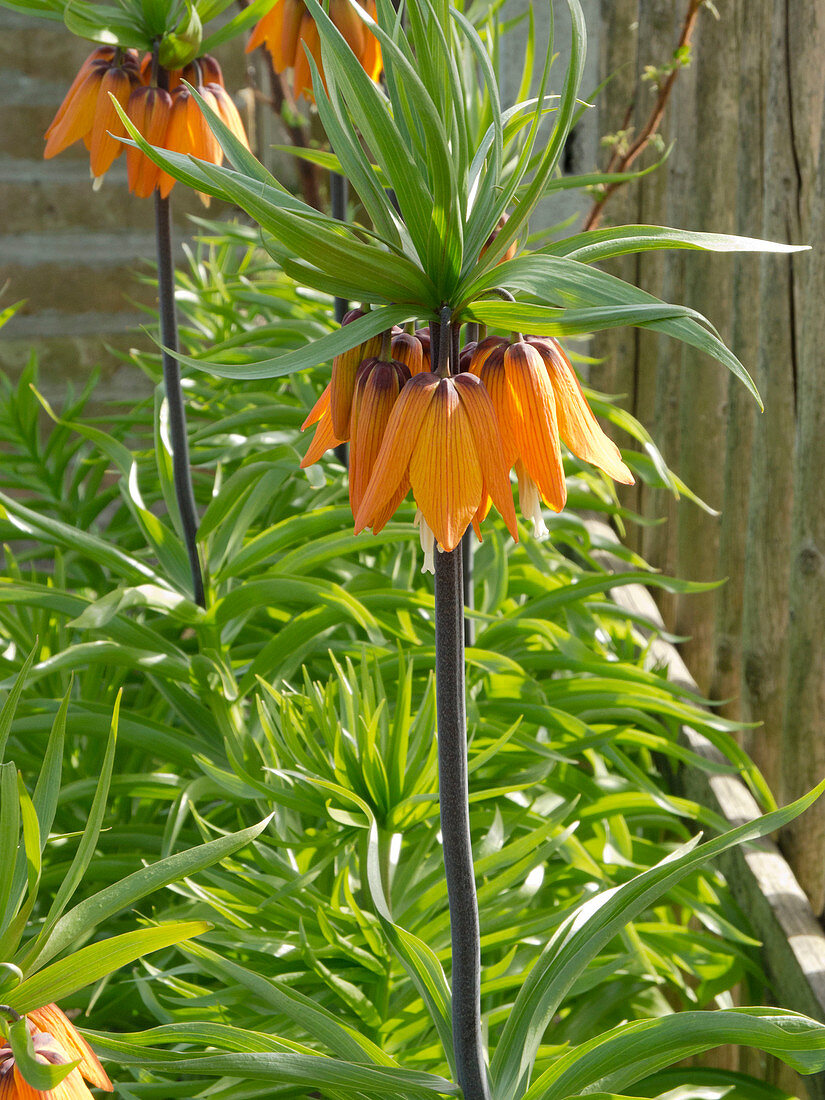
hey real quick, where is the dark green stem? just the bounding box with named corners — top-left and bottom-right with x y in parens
top-left (154, 189), bottom-right (205, 607)
top-left (434, 544), bottom-right (490, 1100)
top-left (331, 171), bottom-right (349, 325)
top-left (331, 170), bottom-right (349, 467)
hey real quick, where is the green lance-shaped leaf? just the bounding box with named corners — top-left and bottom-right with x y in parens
top-left (0, 643), bottom-right (38, 764)
top-left (80, 1041), bottom-right (460, 1097)
top-left (364, 819), bottom-right (456, 1075)
top-left (8, 922), bottom-right (211, 1015)
top-left (21, 814), bottom-right (272, 972)
top-left (180, 941), bottom-right (394, 1065)
top-left (169, 303), bottom-right (415, 380)
top-left (473, 0), bottom-right (586, 275)
top-left (548, 223), bottom-right (810, 264)
top-left (0, 763), bottom-right (20, 930)
top-left (522, 1009), bottom-right (825, 1100)
top-left (7, 1015), bottom-right (78, 1092)
top-left (490, 779), bottom-right (825, 1100)
top-left (11, 694), bottom-right (119, 967)
top-left (63, 0), bottom-right (152, 47)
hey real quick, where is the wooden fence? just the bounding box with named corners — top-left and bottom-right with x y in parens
top-left (592, 0), bottom-right (825, 915)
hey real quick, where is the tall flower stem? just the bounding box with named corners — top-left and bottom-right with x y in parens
top-left (434, 545), bottom-right (490, 1100)
top-left (331, 170), bottom-right (349, 467)
top-left (154, 188), bottom-right (206, 607)
top-left (432, 314), bottom-right (490, 1100)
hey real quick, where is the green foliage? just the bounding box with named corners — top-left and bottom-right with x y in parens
top-left (0, 233), bottom-right (817, 1097)
top-left (113, 0), bottom-right (805, 409)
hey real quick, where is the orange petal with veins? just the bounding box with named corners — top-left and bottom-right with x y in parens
top-left (349, 359), bottom-right (408, 517)
top-left (355, 373), bottom-right (439, 533)
top-left (453, 372), bottom-right (517, 540)
top-left (28, 1004), bottom-right (113, 1091)
top-left (44, 65), bottom-right (105, 158)
top-left (529, 337), bottom-right (635, 485)
top-left (503, 341), bottom-right (566, 512)
top-left (89, 66), bottom-right (135, 179)
top-left (409, 377), bottom-right (482, 552)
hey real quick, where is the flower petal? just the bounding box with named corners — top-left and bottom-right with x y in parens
top-left (452, 372), bottom-right (518, 541)
top-left (479, 347), bottom-right (518, 469)
top-left (45, 48), bottom-right (115, 139)
top-left (210, 84), bottom-right (251, 152)
top-left (301, 382), bottom-right (331, 431)
top-left (504, 341), bottom-right (566, 512)
top-left (529, 337), bottom-right (635, 485)
top-left (349, 360), bottom-right (406, 516)
top-left (246, 3), bottom-right (280, 54)
top-left (355, 373), bottom-right (439, 533)
top-left (126, 86), bottom-right (172, 198)
top-left (293, 12), bottom-right (323, 101)
top-left (300, 411), bottom-right (344, 468)
top-left (157, 88), bottom-right (189, 198)
top-left (89, 67), bottom-right (134, 179)
top-left (44, 66), bottom-right (104, 159)
top-left (409, 377), bottom-right (482, 552)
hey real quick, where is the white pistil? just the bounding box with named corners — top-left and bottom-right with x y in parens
top-left (417, 513), bottom-right (436, 574)
top-left (517, 468), bottom-right (549, 538)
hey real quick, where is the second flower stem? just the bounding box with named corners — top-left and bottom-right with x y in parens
top-left (154, 190), bottom-right (205, 607)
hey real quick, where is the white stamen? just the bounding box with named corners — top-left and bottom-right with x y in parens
top-left (517, 469), bottom-right (549, 539)
top-left (419, 515), bottom-right (435, 574)
top-left (92, 174), bottom-right (104, 192)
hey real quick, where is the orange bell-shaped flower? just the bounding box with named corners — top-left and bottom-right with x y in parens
top-left (348, 356), bottom-right (410, 524)
top-left (472, 337), bottom-right (634, 537)
top-left (355, 372), bottom-right (518, 568)
top-left (247, 0), bottom-right (382, 101)
top-left (126, 85), bottom-right (173, 198)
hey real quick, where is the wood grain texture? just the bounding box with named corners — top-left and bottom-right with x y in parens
top-left (586, 516), bottom-right (825, 1098)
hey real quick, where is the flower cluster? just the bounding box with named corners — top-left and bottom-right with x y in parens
top-left (302, 318), bottom-right (633, 570)
top-left (44, 47), bottom-right (249, 197)
top-left (247, 0), bottom-right (382, 101)
top-left (0, 1003), bottom-right (112, 1098)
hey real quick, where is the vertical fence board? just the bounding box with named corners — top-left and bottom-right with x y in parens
top-left (739, 0), bottom-right (825, 794)
top-left (672, 3), bottom-right (738, 694)
top-left (710, 0), bottom-right (768, 719)
top-left (642, 2), bottom-right (697, 630)
top-left (781, 97), bottom-right (825, 917)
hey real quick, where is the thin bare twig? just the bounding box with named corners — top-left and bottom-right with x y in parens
top-left (583, 0), bottom-right (704, 232)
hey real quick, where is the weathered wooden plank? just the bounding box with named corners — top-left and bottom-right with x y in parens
top-left (781, 94), bottom-right (825, 918)
top-left (710, 0), bottom-right (768, 720)
top-left (586, 516), bottom-right (825, 1098)
top-left (672, 1), bottom-right (738, 694)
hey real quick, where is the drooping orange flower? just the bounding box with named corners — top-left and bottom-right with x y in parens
top-left (354, 372), bottom-right (518, 568)
top-left (44, 48), bottom-right (141, 185)
top-left (470, 337), bottom-right (634, 536)
top-left (157, 82), bottom-right (251, 203)
top-left (327, 309), bottom-right (386, 439)
top-left (0, 1003), bottom-right (113, 1098)
top-left (125, 85), bottom-right (173, 199)
top-left (348, 357), bottom-right (410, 524)
top-left (45, 48), bottom-right (249, 199)
top-left (247, 0), bottom-right (382, 101)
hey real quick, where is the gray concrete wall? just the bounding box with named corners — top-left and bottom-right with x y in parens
top-left (0, 10), bottom-right (252, 398)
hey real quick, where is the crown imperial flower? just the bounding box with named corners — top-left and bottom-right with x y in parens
top-left (45, 48), bottom-right (249, 199)
top-left (470, 336), bottom-right (634, 536)
top-left (354, 371), bottom-right (518, 568)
